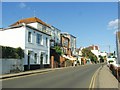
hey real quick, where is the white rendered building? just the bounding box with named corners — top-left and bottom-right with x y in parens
top-left (0, 17), bottom-right (51, 70)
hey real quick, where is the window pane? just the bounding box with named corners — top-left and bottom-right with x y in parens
top-left (36, 34), bottom-right (40, 44)
top-left (28, 32), bottom-right (31, 42)
top-left (40, 35), bottom-right (42, 45)
top-left (42, 26), bottom-right (46, 31)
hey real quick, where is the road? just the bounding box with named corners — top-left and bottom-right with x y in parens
top-left (2, 64), bottom-right (102, 88)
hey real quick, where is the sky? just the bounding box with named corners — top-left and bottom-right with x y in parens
top-left (2, 2), bottom-right (118, 53)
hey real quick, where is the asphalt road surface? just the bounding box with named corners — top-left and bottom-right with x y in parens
top-left (2, 64), bottom-right (102, 88)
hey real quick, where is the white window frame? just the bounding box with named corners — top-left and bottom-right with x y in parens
top-left (40, 35), bottom-right (43, 45)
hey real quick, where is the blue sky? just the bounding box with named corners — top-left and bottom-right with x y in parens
top-left (2, 2), bottom-right (118, 52)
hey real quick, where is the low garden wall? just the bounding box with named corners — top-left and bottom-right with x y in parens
top-left (0, 59), bottom-right (24, 74)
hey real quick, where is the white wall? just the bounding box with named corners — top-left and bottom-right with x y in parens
top-left (70, 36), bottom-right (76, 56)
top-left (28, 23), bottom-right (38, 30)
top-left (91, 50), bottom-right (99, 57)
top-left (24, 27), bottom-right (50, 65)
top-left (78, 56), bottom-right (82, 65)
top-left (100, 52), bottom-right (107, 57)
top-left (0, 59), bottom-right (24, 74)
top-left (0, 27), bottom-right (25, 49)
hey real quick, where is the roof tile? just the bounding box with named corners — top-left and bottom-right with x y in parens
top-left (10, 17), bottom-right (50, 28)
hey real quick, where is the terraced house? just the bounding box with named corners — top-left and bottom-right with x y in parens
top-left (0, 17), bottom-right (51, 70)
top-left (61, 33), bottom-right (77, 57)
top-left (60, 33), bottom-right (77, 66)
top-left (49, 25), bottom-right (61, 47)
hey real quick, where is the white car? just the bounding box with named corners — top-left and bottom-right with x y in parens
top-left (107, 57), bottom-right (116, 67)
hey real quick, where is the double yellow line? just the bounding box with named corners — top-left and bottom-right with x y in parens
top-left (89, 66), bottom-right (102, 90)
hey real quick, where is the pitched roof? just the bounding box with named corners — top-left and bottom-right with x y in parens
top-left (10, 17), bottom-right (50, 28)
top-left (3, 24), bottom-right (51, 36)
top-left (88, 45), bottom-right (99, 50)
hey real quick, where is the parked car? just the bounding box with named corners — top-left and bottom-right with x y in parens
top-left (107, 56), bottom-right (116, 67)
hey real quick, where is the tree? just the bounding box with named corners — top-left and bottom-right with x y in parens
top-left (99, 55), bottom-right (104, 63)
top-left (54, 46), bottom-right (63, 55)
top-left (82, 48), bottom-right (97, 63)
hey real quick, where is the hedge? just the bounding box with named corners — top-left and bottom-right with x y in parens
top-left (1, 46), bottom-right (24, 59)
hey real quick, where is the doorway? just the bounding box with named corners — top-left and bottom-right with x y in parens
top-left (28, 51), bottom-right (31, 70)
top-left (40, 53), bottom-right (44, 68)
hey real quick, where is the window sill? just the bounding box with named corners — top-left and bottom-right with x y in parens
top-left (36, 44), bottom-right (44, 47)
top-left (28, 42), bottom-right (33, 44)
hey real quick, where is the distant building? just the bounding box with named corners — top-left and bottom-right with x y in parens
top-left (100, 52), bottom-right (107, 57)
top-left (60, 33), bottom-right (77, 66)
top-left (60, 33), bottom-right (71, 56)
top-left (61, 32), bottom-right (77, 56)
top-left (76, 48), bottom-right (83, 65)
top-left (88, 45), bottom-right (100, 61)
top-left (0, 17), bottom-right (51, 70)
top-left (76, 47), bottom-right (83, 56)
top-left (116, 31), bottom-right (120, 64)
top-left (88, 45), bottom-right (100, 56)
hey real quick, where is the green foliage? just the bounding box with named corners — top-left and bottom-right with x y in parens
top-left (1, 46), bottom-right (24, 59)
top-left (99, 55), bottom-right (104, 59)
top-left (54, 46), bottom-right (63, 55)
top-left (82, 48), bottom-right (97, 62)
top-left (108, 60), bottom-right (114, 63)
top-left (16, 47), bottom-right (24, 59)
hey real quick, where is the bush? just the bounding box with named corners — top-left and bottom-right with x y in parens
top-left (108, 60), bottom-right (114, 63)
top-left (16, 47), bottom-right (24, 59)
top-left (1, 46), bottom-right (24, 59)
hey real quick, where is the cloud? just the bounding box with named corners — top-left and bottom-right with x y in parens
top-left (113, 30), bottom-right (118, 34)
top-left (19, 2), bottom-right (26, 8)
top-left (108, 19), bottom-right (120, 34)
top-left (108, 19), bottom-right (119, 30)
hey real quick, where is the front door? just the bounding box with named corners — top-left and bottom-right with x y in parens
top-left (28, 51), bottom-right (31, 70)
top-left (40, 53), bottom-right (43, 68)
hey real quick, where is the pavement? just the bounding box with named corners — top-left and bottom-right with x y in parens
top-left (95, 64), bottom-right (120, 89)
